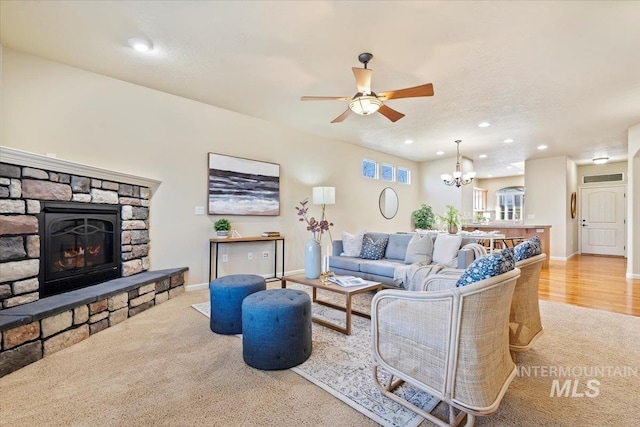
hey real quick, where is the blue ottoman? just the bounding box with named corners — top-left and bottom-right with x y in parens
top-left (209, 274), bottom-right (266, 335)
top-left (242, 289), bottom-right (312, 370)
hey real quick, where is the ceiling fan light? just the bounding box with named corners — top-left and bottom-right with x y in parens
top-left (348, 95), bottom-right (382, 115)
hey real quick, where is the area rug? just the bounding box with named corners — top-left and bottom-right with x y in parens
top-left (191, 300), bottom-right (439, 427)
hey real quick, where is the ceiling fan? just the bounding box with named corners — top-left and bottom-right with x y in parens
top-left (301, 52), bottom-right (434, 123)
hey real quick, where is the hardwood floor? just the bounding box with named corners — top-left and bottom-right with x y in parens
top-left (539, 254), bottom-right (640, 316)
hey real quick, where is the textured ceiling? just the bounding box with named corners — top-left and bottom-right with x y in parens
top-left (2, 1), bottom-right (640, 178)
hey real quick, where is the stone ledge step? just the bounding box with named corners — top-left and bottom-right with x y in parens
top-left (0, 267), bottom-right (187, 332)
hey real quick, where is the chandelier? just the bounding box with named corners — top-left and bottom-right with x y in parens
top-left (441, 140), bottom-right (476, 187)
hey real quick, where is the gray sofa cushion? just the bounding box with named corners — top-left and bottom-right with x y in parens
top-left (359, 259), bottom-right (406, 277)
top-left (385, 233), bottom-right (413, 260)
top-left (328, 256), bottom-right (362, 271)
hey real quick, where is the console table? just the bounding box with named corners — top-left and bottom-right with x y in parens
top-left (208, 236), bottom-right (285, 283)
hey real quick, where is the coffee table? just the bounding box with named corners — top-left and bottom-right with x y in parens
top-left (281, 274), bottom-right (382, 335)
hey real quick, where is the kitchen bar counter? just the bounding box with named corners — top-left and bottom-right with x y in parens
top-left (462, 224), bottom-right (551, 268)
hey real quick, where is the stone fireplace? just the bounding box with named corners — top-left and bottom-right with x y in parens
top-left (0, 148), bottom-right (190, 378)
top-left (0, 154), bottom-right (153, 309)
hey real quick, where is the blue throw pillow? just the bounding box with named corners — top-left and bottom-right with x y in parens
top-left (360, 235), bottom-right (389, 260)
top-left (513, 236), bottom-right (542, 262)
top-left (455, 248), bottom-right (516, 287)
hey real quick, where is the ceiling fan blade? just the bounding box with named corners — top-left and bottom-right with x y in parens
top-left (331, 109), bottom-right (352, 123)
top-left (301, 96), bottom-right (352, 101)
top-left (378, 83), bottom-right (434, 100)
top-left (352, 67), bottom-right (373, 94)
top-left (377, 104), bottom-right (405, 122)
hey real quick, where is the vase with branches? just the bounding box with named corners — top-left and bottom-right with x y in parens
top-left (295, 198), bottom-right (334, 243)
top-left (295, 198), bottom-right (334, 279)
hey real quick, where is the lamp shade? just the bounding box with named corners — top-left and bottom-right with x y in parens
top-left (312, 187), bottom-right (335, 205)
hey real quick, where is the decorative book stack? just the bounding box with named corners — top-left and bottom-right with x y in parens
top-left (262, 231), bottom-right (281, 237)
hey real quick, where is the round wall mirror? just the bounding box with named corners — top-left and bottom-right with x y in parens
top-left (379, 187), bottom-right (399, 219)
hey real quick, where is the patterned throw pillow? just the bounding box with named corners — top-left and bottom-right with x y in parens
top-left (360, 234), bottom-right (389, 260)
top-left (341, 230), bottom-right (365, 257)
top-left (455, 248), bottom-right (516, 287)
top-left (513, 236), bottom-right (542, 262)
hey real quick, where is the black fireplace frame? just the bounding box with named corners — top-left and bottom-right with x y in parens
top-left (38, 201), bottom-right (122, 297)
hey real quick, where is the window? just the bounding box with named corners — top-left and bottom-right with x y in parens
top-left (397, 167), bottom-right (411, 184)
top-left (362, 159), bottom-right (378, 179)
top-left (381, 164), bottom-right (395, 182)
top-left (496, 186), bottom-right (525, 221)
top-left (473, 187), bottom-right (487, 212)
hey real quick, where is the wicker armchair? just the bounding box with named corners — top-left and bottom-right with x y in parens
top-left (510, 253), bottom-right (546, 357)
top-left (371, 268), bottom-right (521, 427)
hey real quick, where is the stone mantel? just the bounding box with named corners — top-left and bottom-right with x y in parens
top-left (0, 146), bottom-right (162, 194)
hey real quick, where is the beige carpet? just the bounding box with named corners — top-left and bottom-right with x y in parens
top-left (1, 286), bottom-right (639, 426)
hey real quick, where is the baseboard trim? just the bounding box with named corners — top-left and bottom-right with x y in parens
top-left (185, 269), bottom-right (305, 292)
top-left (186, 282), bottom-right (208, 292)
top-left (550, 256), bottom-right (569, 261)
top-left (626, 273), bottom-right (640, 280)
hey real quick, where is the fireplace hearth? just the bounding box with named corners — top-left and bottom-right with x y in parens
top-left (39, 202), bottom-right (121, 297)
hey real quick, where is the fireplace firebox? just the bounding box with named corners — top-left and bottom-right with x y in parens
top-left (39, 202), bottom-right (121, 297)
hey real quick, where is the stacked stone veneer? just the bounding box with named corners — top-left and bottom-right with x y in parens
top-left (0, 162), bottom-right (151, 310)
top-left (0, 268), bottom-right (186, 377)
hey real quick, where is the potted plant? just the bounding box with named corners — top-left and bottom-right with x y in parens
top-left (214, 218), bottom-right (231, 238)
top-left (412, 204), bottom-right (436, 230)
top-left (440, 205), bottom-right (461, 234)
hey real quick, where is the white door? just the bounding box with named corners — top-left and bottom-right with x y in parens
top-left (580, 186), bottom-right (626, 256)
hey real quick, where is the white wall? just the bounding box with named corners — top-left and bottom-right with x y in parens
top-left (525, 156), bottom-right (568, 258)
top-left (2, 48), bottom-right (421, 285)
top-left (566, 158), bottom-right (578, 257)
top-left (577, 161), bottom-right (628, 184)
top-left (629, 123), bottom-right (640, 278)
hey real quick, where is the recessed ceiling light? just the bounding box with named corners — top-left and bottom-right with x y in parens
top-left (592, 157), bottom-right (609, 164)
top-left (404, 139), bottom-right (413, 145)
top-left (537, 145), bottom-right (548, 150)
top-left (504, 139), bottom-right (514, 143)
top-left (436, 151), bottom-right (444, 155)
top-left (479, 154), bottom-right (487, 159)
top-left (128, 37), bottom-right (153, 52)
top-left (478, 122), bottom-right (490, 128)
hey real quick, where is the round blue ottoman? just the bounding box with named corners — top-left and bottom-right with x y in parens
top-left (209, 274), bottom-right (266, 335)
top-left (242, 289), bottom-right (312, 370)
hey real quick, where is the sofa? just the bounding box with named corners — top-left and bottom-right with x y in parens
top-left (328, 232), bottom-right (480, 288)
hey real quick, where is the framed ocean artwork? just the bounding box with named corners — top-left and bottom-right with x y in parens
top-left (207, 153), bottom-right (280, 216)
